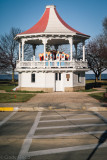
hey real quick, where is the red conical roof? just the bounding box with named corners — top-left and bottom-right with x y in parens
top-left (20, 8), bottom-right (50, 34)
top-left (19, 5), bottom-right (89, 37)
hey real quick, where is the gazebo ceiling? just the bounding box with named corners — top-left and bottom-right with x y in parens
top-left (26, 38), bottom-right (69, 45)
top-left (25, 36), bottom-right (84, 46)
top-left (15, 5), bottom-right (90, 41)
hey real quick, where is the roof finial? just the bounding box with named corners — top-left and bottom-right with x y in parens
top-left (46, 5), bottom-right (56, 8)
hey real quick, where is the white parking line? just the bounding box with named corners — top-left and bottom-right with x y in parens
top-left (17, 111), bottom-right (107, 159)
top-left (37, 123), bottom-right (106, 130)
top-left (17, 112), bottom-right (42, 160)
top-left (41, 113), bottom-right (90, 118)
top-left (0, 112), bottom-right (17, 127)
top-left (93, 111), bottom-right (107, 123)
top-left (40, 117), bottom-right (97, 123)
top-left (27, 142), bottom-right (107, 157)
top-left (33, 130), bottom-right (104, 139)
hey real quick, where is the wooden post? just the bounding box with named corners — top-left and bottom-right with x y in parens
top-left (19, 42), bottom-right (21, 61)
top-left (42, 38), bottom-right (47, 67)
top-left (83, 40), bottom-right (85, 61)
top-left (69, 37), bottom-right (73, 61)
top-left (22, 40), bottom-right (25, 61)
top-left (33, 45), bottom-right (36, 61)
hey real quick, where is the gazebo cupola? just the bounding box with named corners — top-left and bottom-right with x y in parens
top-left (15, 5), bottom-right (90, 92)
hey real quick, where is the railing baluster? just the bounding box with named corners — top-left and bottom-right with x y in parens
top-left (16, 60), bottom-right (88, 69)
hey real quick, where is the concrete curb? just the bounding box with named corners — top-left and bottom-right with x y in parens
top-left (0, 106), bottom-right (107, 112)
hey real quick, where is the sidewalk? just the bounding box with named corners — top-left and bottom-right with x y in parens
top-left (0, 89), bottom-right (107, 111)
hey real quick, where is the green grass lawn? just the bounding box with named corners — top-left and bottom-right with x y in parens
top-left (9, 90), bottom-right (44, 93)
top-left (0, 84), bottom-right (15, 91)
top-left (86, 80), bottom-right (107, 84)
top-left (89, 92), bottom-right (107, 102)
top-left (0, 84), bottom-right (44, 93)
top-left (0, 93), bottom-right (35, 103)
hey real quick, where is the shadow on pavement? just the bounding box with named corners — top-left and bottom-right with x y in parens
top-left (86, 130), bottom-right (107, 160)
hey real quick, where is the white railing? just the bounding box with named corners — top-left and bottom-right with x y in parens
top-left (16, 60), bottom-right (88, 69)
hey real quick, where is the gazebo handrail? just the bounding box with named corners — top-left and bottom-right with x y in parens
top-left (16, 60), bottom-right (88, 69)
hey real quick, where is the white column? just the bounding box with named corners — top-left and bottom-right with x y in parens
top-left (22, 40), bottom-right (25, 61)
top-left (42, 38), bottom-right (47, 61)
top-left (83, 40), bottom-right (85, 61)
top-left (19, 42), bottom-right (21, 61)
top-left (33, 45), bottom-right (36, 61)
top-left (69, 37), bottom-right (73, 61)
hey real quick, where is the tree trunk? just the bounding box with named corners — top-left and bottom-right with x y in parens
top-left (95, 74), bottom-right (96, 84)
top-left (100, 73), bottom-right (101, 81)
top-left (12, 68), bottom-right (14, 83)
top-left (96, 76), bottom-right (98, 81)
top-left (95, 74), bottom-right (98, 87)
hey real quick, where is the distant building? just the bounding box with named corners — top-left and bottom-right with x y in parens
top-left (15, 5), bottom-right (90, 92)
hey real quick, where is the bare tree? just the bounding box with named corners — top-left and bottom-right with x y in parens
top-left (46, 45), bottom-right (54, 52)
top-left (103, 17), bottom-right (107, 36)
top-left (86, 17), bottom-right (107, 82)
top-left (0, 27), bottom-right (32, 82)
top-left (86, 35), bottom-right (107, 82)
top-left (0, 47), bottom-right (10, 73)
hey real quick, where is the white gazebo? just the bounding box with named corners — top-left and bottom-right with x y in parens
top-left (15, 5), bottom-right (90, 92)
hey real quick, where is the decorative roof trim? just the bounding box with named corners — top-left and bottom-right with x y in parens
top-left (15, 32), bottom-right (90, 40)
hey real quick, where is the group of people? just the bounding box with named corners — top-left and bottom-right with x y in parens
top-left (39, 50), bottom-right (69, 61)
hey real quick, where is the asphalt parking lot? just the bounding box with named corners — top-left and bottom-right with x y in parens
top-left (0, 111), bottom-right (107, 160)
